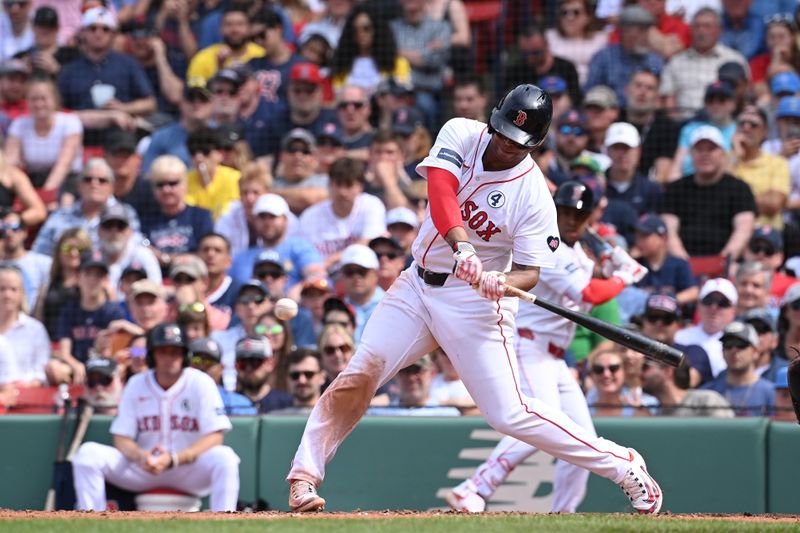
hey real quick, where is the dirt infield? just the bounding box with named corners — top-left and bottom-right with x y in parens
top-left (1, 510), bottom-right (799, 522)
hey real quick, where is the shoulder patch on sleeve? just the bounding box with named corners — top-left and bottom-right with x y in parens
top-left (437, 147), bottom-right (464, 167)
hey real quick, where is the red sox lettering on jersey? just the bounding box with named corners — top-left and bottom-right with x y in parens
top-left (461, 200), bottom-right (502, 242)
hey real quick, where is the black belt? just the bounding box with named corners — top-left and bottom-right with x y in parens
top-left (416, 266), bottom-right (449, 286)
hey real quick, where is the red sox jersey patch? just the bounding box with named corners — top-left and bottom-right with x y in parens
top-left (547, 236), bottom-right (560, 251)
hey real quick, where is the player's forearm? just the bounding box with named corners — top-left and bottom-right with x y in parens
top-left (505, 263), bottom-right (540, 292)
top-left (113, 435), bottom-right (145, 463)
top-left (177, 431), bottom-right (224, 464)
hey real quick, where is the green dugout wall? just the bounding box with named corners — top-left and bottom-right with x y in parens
top-left (0, 416), bottom-right (794, 513)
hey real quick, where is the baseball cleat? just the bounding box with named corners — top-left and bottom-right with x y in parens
top-left (617, 449), bottom-right (663, 514)
top-left (444, 479), bottom-right (486, 513)
top-left (288, 479), bottom-right (326, 512)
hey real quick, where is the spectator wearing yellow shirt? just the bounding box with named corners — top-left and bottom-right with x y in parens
top-left (732, 105), bottom-right (790, 229)
top-left (185, 127), bottom-right (241, 221)
top-left (187, 5), bottom-right (266, 84)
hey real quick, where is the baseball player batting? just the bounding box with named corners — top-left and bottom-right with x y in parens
top-left (446, 180), bottom-right (648, 513)
top-left (287, 84), bottom-right (663, 515)
top-left (71, 323), bottom-right (241, 511)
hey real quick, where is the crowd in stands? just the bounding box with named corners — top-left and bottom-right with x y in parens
top-left (2, 0), bottom-right (800, 422)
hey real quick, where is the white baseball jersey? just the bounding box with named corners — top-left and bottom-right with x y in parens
top-left (517, 242), bottom-right (595, 350)
top-left (111, 367), bottom-right (232, 452)
top-left (299, 192), bottom-right (386, 258)
top-left (414, 118), bottom-right (559, 273)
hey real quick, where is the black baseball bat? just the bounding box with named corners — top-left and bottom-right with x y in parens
top-left (45, 386), bottom-right (72, 511)
top-left (505, 285), bottom-right (684, 367)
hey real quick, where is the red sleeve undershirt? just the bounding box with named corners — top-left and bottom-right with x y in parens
top-left (428, 167), bottom-right (462, 248)
top-left (581, 277), bottom-right (625, 305)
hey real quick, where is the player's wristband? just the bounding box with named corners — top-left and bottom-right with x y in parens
top-left (171, 452), bottom-right (180, 469)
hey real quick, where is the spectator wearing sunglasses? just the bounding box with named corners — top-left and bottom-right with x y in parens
top-left (32, 158), bottom-right (141, 257)
top-left (82, 357), bottom-right (123, 416)
top-left (634, 214), bottom-right (698, 305)
top-left (640, 293), bottom-right (712, 386)
top-left (272, 128), bottom-right (330, 214)
top-left (741, 307), bottom-right (787, 384)
top-left (189, 337), bottom-right (256, 416)
top-left (604, 123), bottom-right (662, 218)
top-left (169, 254), bottom-right (231, 332)
top-left (548, 110), bottom-right (596, 187)
top-left (234, 335), bottom-right (293, 414)
top-left (0, 210), bottom-right (52, 310)
top-left (676, 278), bottom-right (739, 377)
top-left (212, 281), bottom-right (272, 390)
top-left (339, 244), bottom-right (382, 343)
top-left (245, 8), bottom-right (302, 108)
top-left (335, 86), bottom-right (375, 156)
top-left (300, 157), bottom-right (386, 271)
top-left (641, 358), bottom-right (733, 418)
top-left (142, 156), bottom-right (214, 267)
top-left (700, 321), bottom-right (775, 416)
top-left (98, 204), bottom-right (161, 289)
top-left (299, 278), bottom-right (333, 339)
top-left (584, 345), bottom-right (656, 417)
top-left (321, 296), bottom-right (357, 339)
top-left (368, 236), bottom-right (406, 292)
top-left (743, 226), bottom-right (798, 301)
top-left (273, 349), bottom-right (326, 414)
top-left (734, 261), bottom-right (776, 319)
top-left (185, 127), bottom-right (241, 222)
top-left (318, 323), bottom-right (355, 392)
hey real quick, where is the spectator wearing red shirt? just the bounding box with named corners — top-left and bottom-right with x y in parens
top-left (608, 0), bottom-right (690, 60)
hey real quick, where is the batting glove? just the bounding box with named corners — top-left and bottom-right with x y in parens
top-left (601, 246), bottom-right (647, 283)
top-left (476, 271), bottom-right (507, 300)
top-left (453, 241), bottom-right (483, 284)
top-left (611, 261), bottom-right (649, 286)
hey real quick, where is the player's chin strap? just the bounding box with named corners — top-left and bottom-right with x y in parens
top-left (787, 357), bottom-right (800, 425)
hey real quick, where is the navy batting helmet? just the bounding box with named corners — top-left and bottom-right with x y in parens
top-left (554, 180), bottom-right (594, 214)
top-left (488, 84), bottom-right (553, 148)
top-left (146, 323), bottom-right (189, 367)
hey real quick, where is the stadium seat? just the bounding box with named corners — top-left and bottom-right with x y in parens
top-left (688, 255), bottom-right (730, 282)
top-left (8, 385), bottom-right (84, 414)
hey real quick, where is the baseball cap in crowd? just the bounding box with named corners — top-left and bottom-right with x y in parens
top-left (699, 278), bottom-right (738, 306)
top-left (81, 7), bottom-right (117, 30)
top-left (402, 355), bottom-right (433, 371)
top-left (583, 86), bottom-right (619, 109)
top-left (121, 263), bottom-right (147, 282)
top-left (635, 213), bottom-right (667, 236)
top-left (323, 296), bottom-right (355, 320)
top-left (169, 254), bottom-right (208, 280)
top-left (210, 67), bottom-right (245, 91)
top-left (105, 130), bottom-right (138, 155)
top-left (720, 321), bottom-right (759, 348)
top-left (749, 225), bottom-right (783, 252)
top-left (340, 244), bottom-right (379, 270)
top-left (189, 337), bottom-right (222, 362)
top-left (569, 154), bottom-right (601, 175)
top-left (235, 336), bottom-right (272, 360)
top-left (301, 277), bottom-right (332, 296)
top-left (618, 4), bottom-right (655, 26)
top-left (375, 77), bottom-right (413, 96)
top-left (718, 61), bottom-right (748, 86)
top-left (33, 7), bottom-right (59, 29)
top-left (386, 207), bottom-right (418, 229)
top-left (86, 358), bottom-right (117, 378)
top-left (538, 76), bottom-right (567, 96)
top-left (100, 204), bottom-right (130, 226)
top-left (317, 122), bottom-right (344, 147)
top-left (253, 193), bottom-right (289, 217)
top-left (392, 106), bottom-right (425, 136)
top-left (79, 251), bottom-right (109, 274)
top-left (368, 236), bottom-right (404, 254)
top-left (184, 78), bottom-right (211, 101)
top-left (254, 249), bottom-right (290, 274)
top-left (775, 366), bottom-right (789, 389)
top-left (604, 122), bottom-right (641, 148)
top-left (557, 109), bottom-right (587, 128)
top-left (772, 71), bottom-right (800, 96)
top-left (237, 279), bottom-right (269, 298)
top-left (704, 80), bottom-right (734, 100)
top-left (290, 62), bottom-right (324, 84)
top-left (777, 96), bottom-right (800, 119)
top-left (781, 282), bottom-right (800, 307)
top-left (741, 307), bottom-right (777, 334)
top-left (644, 293), bottom-right (681, 318)
top-left (0, 59), bottom-right (30, 77)
top-left (216, 124), bottom-right (244, 149)
top-left (281, 128), bottom-right (317, 152)
top-left (689, 125), bottom-right (725, 148)
top-left (129, 279), bottom-right (165, 299)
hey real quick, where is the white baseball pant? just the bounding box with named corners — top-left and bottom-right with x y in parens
top-left (471, 336), bottom-right (596, 512)
top-left (288, 268), bottom-right (636, 488)
top-left (72, 441), bottom-right (241, 511)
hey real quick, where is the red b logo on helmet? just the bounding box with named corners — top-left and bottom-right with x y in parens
top-left (513, 110), bottom-right (527, 126)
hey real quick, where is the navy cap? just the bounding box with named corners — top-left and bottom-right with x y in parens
top-left (557, 109), bottom-right (587, 127)
top-left (635, 213), bottom-right (667, 236)
top-left (645, 293), bottom-right (680, 317)
top-left (86, 358), bottom-right (116, 377)
top-left (79, 251), bottom-right (109, 274)
top-left (392, 106), bottom-right (425, 136)
top-left (718, 61), bottom-right (747, 85)
top-left (705, 80), bottom-right (734, 100)
top-left (750, 225), bottom-right (783, 250)
top-left (189, 337), bottom-right (222, 362)
top-left (237, 279), bottom-right (268, 296)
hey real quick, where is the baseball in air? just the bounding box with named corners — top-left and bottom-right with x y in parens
top-left (274, 298), bottom-right (299, 320)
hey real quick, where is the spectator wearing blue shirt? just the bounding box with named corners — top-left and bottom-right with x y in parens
top-left (584, 5), bottom-right (663, 106)
top-left (141, 83), bottom-right (213, 175)
top-left (634, 214), bottom-right (697, 305)
top-left (340, 244), bottom-right (384, 344)
top-left (230, 194), bottom-right (325, 300)
top-left (57, 7), bottom-right (156, 146)
top-left (188, 337), bottom-right (257, 416)
top-left (141, 155), bottom-right (214, 263)
top-left (246, 9), bottom-right (303, 107)
top-left (604, 122), bottom-right (662, 218)
top-left (701, 321), bottom-right (776, 416)
top-left (720, 0), bottom-right (765, 60)
top-left (740, 307), bottom-right (788, 385)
